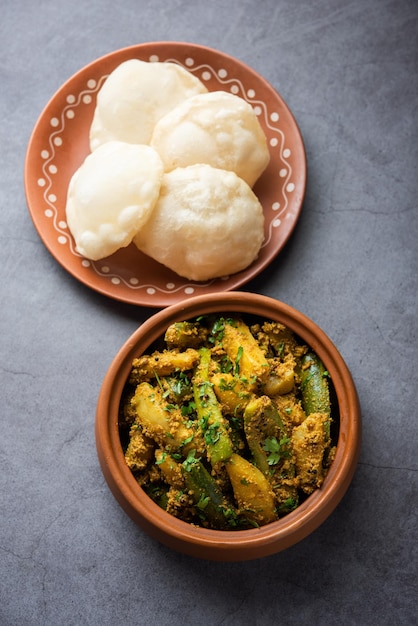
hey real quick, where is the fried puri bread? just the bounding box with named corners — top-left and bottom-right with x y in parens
top-left (89, 59), bottom-right (208, 150)
top-left (66, 141), bottom-right (163, 260)
top-left (150, 91), bottom-right (270, 187)
top-left (133, 164), bottom-right (265, 281)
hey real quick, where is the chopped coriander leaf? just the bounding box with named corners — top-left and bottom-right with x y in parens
top-left (197, 380), bottom-right (213, 405)
top-left (204, 422), bottom-right (221, 445)
top-left (263, 436), bottom-right (291, 465)
top-left (234, 345), bottom-right (244, 375)
top-left (219, 355), bottom-right (233, 373)
top-left (199, 414), bottom-right (209, 430)
top-left (278, 497), bottom-right (298, 512)
top-left (182, 449), bottom-right (200, 471)
top-left (221, 506), bottom-right (240, 527)
top-left (164, 403), bottom-right (179, 412)
top-left (154, 371), bottom-right (164, 392)
top-left (155, 452), bottom-right (168, 465)
top-left (218, 377), bottom-right (236, 391)
top-left (181, 401), bottom-right (196, 417)
top-left (197, 494), bottom-right (210, 510)
top-left (180, 434), bottom-right (194, 448)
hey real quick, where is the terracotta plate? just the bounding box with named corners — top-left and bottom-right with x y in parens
top-left (25, 42), bottom-right (306, 307)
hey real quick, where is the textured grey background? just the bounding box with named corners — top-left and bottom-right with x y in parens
top-left (1, 1), bottom-right (417, 624)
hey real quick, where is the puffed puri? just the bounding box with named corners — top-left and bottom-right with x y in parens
top-left (65, 141), bottom-right (164, 261)
top-left (133, 164), bottom-right (265, 281)
top-left (89, 59), bottom-right (208, 151)
top-left (150, 90), bottom-right (270, 187)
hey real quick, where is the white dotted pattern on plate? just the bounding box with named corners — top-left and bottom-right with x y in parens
top-left (37, 55), bottom-right (297, 297)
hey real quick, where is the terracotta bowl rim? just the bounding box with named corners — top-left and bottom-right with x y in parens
top-left (95, 291), bottom-right (361, 560)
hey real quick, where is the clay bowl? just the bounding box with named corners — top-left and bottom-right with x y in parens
top-left (95, 292), bottom-right (361, 561)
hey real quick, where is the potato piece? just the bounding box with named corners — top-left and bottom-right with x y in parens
top-left (274, 394), bottom-right (307, 430)
top-left (124, 424), bottom-right (155, 472)
top-left (226, 453), bottom-right (277, 526)
top-left (129, 348), bottom-right (200, 383)
top-left (259, 321), bottom-right (304, 357)
top-left (221, 319), bottom-right (270, 388)
top-left (155, 451), bottom-right (185, 489)
top-left (131, 382), bottom-right (196, 453)
top-left (291, 413), bottom-right (330, 494)
top-left (243, 395), bottom-right (287, 475)
top-left (263, 354), bottom-right (297, 396)
top-left (164, 321), bottom-right (208, 349)
top-left (211, 372), bottom-right (253, 415)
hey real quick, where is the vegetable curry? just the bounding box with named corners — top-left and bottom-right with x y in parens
top-left (119, 316), bottom-right (337, 530)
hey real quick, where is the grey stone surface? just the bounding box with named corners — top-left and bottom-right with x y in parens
top-left (1, 0), bottom-right (417, 624)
